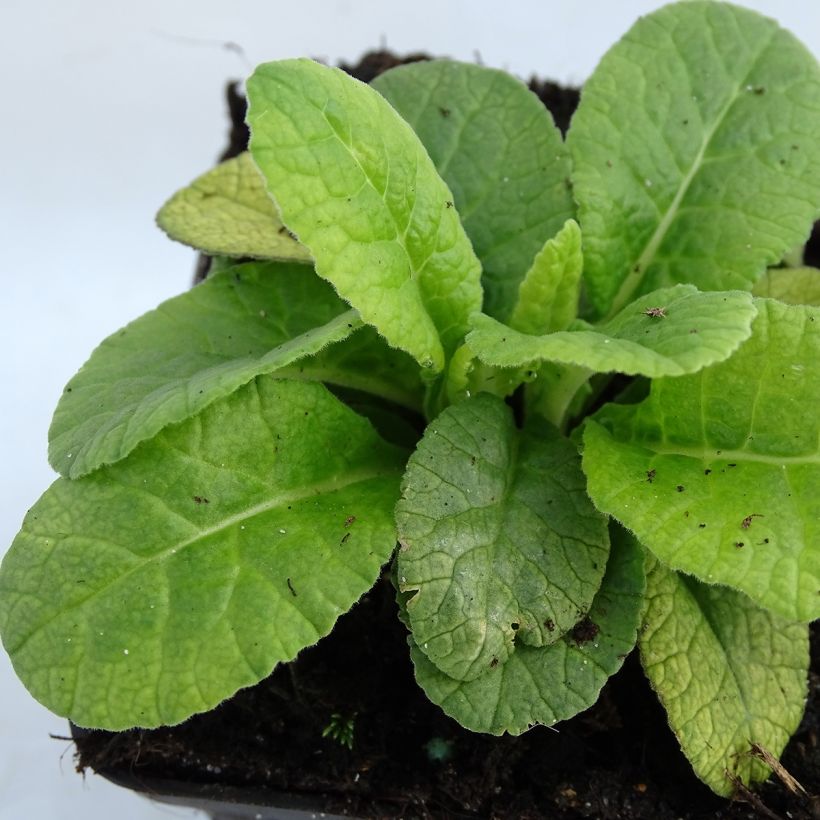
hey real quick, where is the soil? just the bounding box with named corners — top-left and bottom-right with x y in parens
top-left (74, 52), bottom-right (820, 820)
top-left (73, 575), bottom-right (819, 820)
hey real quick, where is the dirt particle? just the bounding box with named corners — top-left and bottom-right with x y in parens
top-left (735, 541), bottom-right (745, 549)
top-left (676, 485), bottom-right (685, 493)
top-left (727, 463), bottom-right (737, 468)
top-left (544, 619), bottom-right (555, 632)
top-left (193, 496), bottom-right (209, 505)
top-left (490, 657), bottom-right (498, 668)
top-left (340, 533), bottom-right (351, 546)
top-left (741, 513), bottom-right (763, 530)
top-left (704, 469), bottom-right (712, 475)
top-left (698, 523), bottom-right (707, 528)
top-left (445, 200), bottom-right (453, 209)
top-left (646, 469), bottom-right (656, 483)
top-left (570, 617), bottom-right (599, 645)
top-left (438, 106), bottom-right (451, 118)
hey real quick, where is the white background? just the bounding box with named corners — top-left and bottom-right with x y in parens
top-left (2, 2), bottom-right (818, 818)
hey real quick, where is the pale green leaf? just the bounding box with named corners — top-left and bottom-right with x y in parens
top-left (156, 153), bottom-right (312, 263)
top-left (405, 526), bottom-right (645, 734)
top-left (372, 60), bottom-right (574, 319)
top-left (468, 285), bottom-right (757, 378)
top-left (395, 394), bottom-right (609, 681)
top-left (49, 262), bottom-right (366, 478)
top-left (568, 2), bottom-right (820, 319)
top-left (582, 299), bottom-right (820, 621)
top-left (290, 324), bottom-right (425, 412)
top-left (639, 560), bottom-right (808, 796)
top-left (509, 219), bottom-right (583, 335)
top-left (0, 379), bottom-right (405, 730)
top-left (753, 266), bottom-right (820, 306)
top-left (247, 59), bottom-right (483, 371)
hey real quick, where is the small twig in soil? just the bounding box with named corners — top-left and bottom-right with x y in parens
top-left (748, 742), bottom-right (807, 796)
top-left (726, 771), bottom-right (784, 820)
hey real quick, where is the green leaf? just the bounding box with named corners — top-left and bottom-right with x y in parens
top-left (372, 60), bottom-right (574, 320)
top-left (404, 526), bottom-right (645, 734)
top-left (468, 285), bottom-right (757, 378)
top-left (753, 266), bottom-right (820, 306)
top-left (0, 379), bottom-right (405, 730)
top-left (294, 324), bottom-right (425, 413)
top-left (582, 299), bottom-right (820, 621)
top-left (156, 153), bottom-right (312, 263)
top-left (639, 559), bottom-right (808, 796)
top-left (508, 219), bottom-right (583, 335)
top-left (395, 394), bottom-right (609, 681)
top-left (49, 262), bottom-right (365, 478)
top-left (568, 2), bottom-right (820, 319)
top-left (247, 59), bottom-right (483, 372)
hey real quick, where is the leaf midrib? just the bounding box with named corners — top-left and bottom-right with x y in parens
top-left (634, 441), bottom-right (819, 466)
top-left (8, 464), bottom-right (398, 656)
top-left (603, 28), bottom-right (778, 320)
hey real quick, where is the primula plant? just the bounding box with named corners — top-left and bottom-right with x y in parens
top-left (2, 0), bottom-right (819, 800)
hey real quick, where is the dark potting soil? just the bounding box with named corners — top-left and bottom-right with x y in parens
top-left (73, 574), bottom-right (819, 820)
top-left (74, 52), bottom-right (820, 820)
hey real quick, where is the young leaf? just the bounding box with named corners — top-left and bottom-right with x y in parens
top-left (156, 153), bottom-right (311, 263)
top-left (404, 526), bottom-right (645, 734)
top-left (752, 266), bottom-right (820, 306)
top-left (395, 394), bottom-right (609, 681)
top-left (508, 219), bottom-right (583, 336)
top-left (583, 299), bottom-right (820, 621)
top-left (639, 559), bottom-right (808, 797)
top-left (568, 2), bottom-right (820, 319)
top-left (0, 379), bottom-right (406, 730)
top-left (49, 262), bottom-right (366, 478)
top-left (468, 286), bottom-right (756, 378)
top-left (372, 60), bottom-right (574, 320)
top-left (246, 58), bottom-right (483, 372)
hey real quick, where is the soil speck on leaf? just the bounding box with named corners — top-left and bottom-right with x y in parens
top-left (570, 617), bottom-right (599, 645)
top-left (741, 514), bottom-right (763, 530)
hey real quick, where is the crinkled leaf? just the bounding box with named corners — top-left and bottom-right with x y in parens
top-left (509, 219), bottom-right (583, 335)
top-left (156, 153), bottom-right (311, 263)
top-left (583, 299), bottom-right (820, 621)
top-left (0, 379), bottom-right (405, 730)
top-left (468, 285), bottom-right (756, 378)
top-left (395, 394), bottom-right (609, 681)
top-left (639, 559), bottom-right (808, 796)
top-left (568, 2), bottom-right (820, 319)
top-left (372, 59), bottom-right (574, 319)
top-left (247, 58), bottom-right (483, 371)
top-left (49, 262), bottom-right (365, 478)
top-left (753, 266), bottom-right (820, 306)
top-left (404, 526), bottom-right (645, 734)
